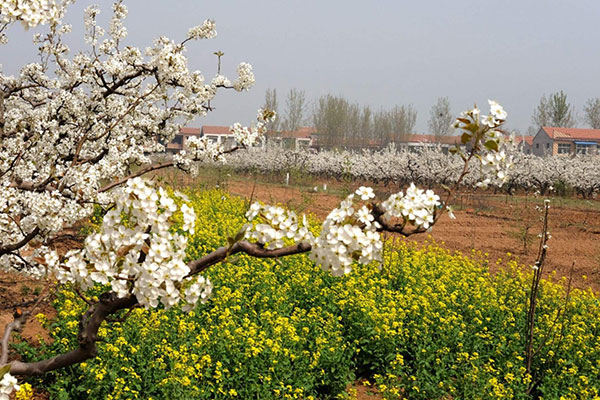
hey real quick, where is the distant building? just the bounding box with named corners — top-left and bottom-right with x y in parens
top-left (166, 125), bottom-right (318, 153)
top-left (200, 125), bottom-right (238, 150)
top-left (310, 134), bottom-right (463, 152)
top-left (267, 127), bottom-right (316, 151)
top-left (532, 127), bottom-right (600, 156)
top-left (515, 136), bottom-right (533, 154)
top-left (166, 126), bottom-right (238, 153)
top-left (165, 127), bottom-right (201, 153)
top-left (399, 134), bottom-right (462, 153)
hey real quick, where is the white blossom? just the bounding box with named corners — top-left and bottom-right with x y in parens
top-left (232, 62), bottom-right (255, 92)
top-left (355, 186), bottom-right (375, 201)
top-left (0, 373), bottom-right (19, 400)
top-left (380, 184), bottom-right (440, 230)
top-left (47, 178), bottom-right (211, 310)
top-left (187, 19), bottom-right (217, 40)
top-left (0, 0), bottom-right (64, 30)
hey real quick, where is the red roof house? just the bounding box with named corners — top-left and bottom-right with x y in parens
top-left (532, 127), bottom-right (600, 156)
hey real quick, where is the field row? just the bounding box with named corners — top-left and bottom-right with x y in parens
top-left (207, 147), bottom-right (600, 197)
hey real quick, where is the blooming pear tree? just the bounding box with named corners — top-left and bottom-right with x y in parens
top-left (0, 0), bottom-right (513, 395)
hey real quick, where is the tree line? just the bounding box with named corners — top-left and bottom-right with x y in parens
top-left (264, 88), bottom-right (600, 149)
top-left (530, 91), bottom-right (600, 131)
top-left (263, 89), bottom-right (456, 149)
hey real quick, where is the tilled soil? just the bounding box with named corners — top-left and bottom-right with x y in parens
top-left (224, 178), bottom-right (600, 292)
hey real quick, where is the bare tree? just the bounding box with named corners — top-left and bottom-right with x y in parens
top-left (584, 98), bottom-right (600, 129)
top-left (532, 91), bottom-right (576, 128)
top-left (373, 106), bottom-right (416, 145)
top-left (263, 88), bottom-right (280, 132)
top-left (389, 105), bottom-right (417, 141)
top-left (359, 106), bottom-right (373, 147)
top-left (372, 110), bottom-right (393, 146)
top-left (428, 97), bottom-right (453, 137)
top-left (312, 94), bottom-right (416, 149)
top-left (282, 88), bottom-right (306, 132)
top-left (312, 94), bottom-right (351, 148)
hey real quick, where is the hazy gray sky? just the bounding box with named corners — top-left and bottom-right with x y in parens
top-left (3, 1), bottom-right (600, 134)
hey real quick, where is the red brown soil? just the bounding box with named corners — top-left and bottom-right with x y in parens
top-left (224, 178), bottom-right (600, 293)
top-left (0, 272), bottom-right (54, 345)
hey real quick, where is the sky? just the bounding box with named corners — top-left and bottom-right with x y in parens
top-left (3, 0), bottom-right (600, 134)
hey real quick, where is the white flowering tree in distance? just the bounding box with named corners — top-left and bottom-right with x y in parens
top-left (0, 1), bottom-right (513, 395)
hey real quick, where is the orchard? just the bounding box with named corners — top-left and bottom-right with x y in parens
top-left (1, 2), bottom-right (599, 399)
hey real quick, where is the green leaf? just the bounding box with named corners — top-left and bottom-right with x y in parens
top-left (0, 365), bottom-right (10, 378)
top-left (461, 132), bottom-right (472, 144)
top-left (233, 227), bottom-right (247, 243)
top-left (484, 140), bottom-right (499, 152)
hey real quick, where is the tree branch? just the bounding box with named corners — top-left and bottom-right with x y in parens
top-left (98, 161), bottom-right (174, 193)
top-left (1, 287), bottom-right (50, 365)
top-left (0, 228), bottom-right (40, 257)
top-left (0, 314), bottom-right (27, 365)
top-left (187, 240), bottom-right (312, 276)
top-left (5, 293), bottom-right (138, 376)
top-left (370, 204), bottom-right (425, 237)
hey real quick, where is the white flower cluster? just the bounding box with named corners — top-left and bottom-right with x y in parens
top-left (0, 0), bottom-right (63, 30)
top-left (229, 109), bottom-right (274, 148)
top-left (452, 100), bottom-right (515, 189)
top-left (0, 3), bottom-right (266, 276)
top-left (182, 275), bottom-right (212, 312)
top-left (233, 62), bottom-right (255, 92)
top-left (187, 19), bottom-right (217, 40)
top-left (454, 100), bottom-right (506, 132)
top-left (230, 122), bottom-right (264, 149)
top-left (477, 101), bottom-right (514, 188)
top-left (45, 178), bottom-right (212, 310)
top-left (109, 1), bottom-right (128, 42)
top-left (179, 136), bottom-right (225, 165)
top-left (477, 134), bottom-right (515, 188)
top-left (211, 74), bottom-right (231, 87)
top-left (0, 372), bottom-right (19, 400)
top-left (83, 4), bottom-right (103, 45)
top-left (244, 203), bottom-right (312, 249)
top-left (310, 188), bottom-right (383, 276)
top-left (147, 36), bottom-right (189, 81)
top-left (482, 100), bottom-right (507, 127)
top-left (244, 186), bottom-right (383, 277)
top-left (381, 183), bottom-right (441, 229)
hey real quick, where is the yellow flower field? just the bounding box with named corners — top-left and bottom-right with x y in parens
top-left (18, 190), bottom-right (600, 399)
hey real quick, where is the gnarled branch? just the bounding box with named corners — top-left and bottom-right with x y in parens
top-left (5, 293), bottom-right (137, 376)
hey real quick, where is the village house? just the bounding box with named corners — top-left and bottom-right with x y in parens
top-left (515, 136), bottom-right (533, 154)
top-left (200, 125), bottom-right (238, 150)
top-left (266, 127), bottom-right (317, 150)
top-left (165, 126), bottom-right (238, 153)
top-left (166, 126), bottom-right (317, 153)
top-left (310, 134), bottom-right (463, 152)
top-left (165, 127), bottom-right (201, 153)
top-left (532, 127), bottom-right (600, 156)
top-left (399, 134), bottom-right (462, 153)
